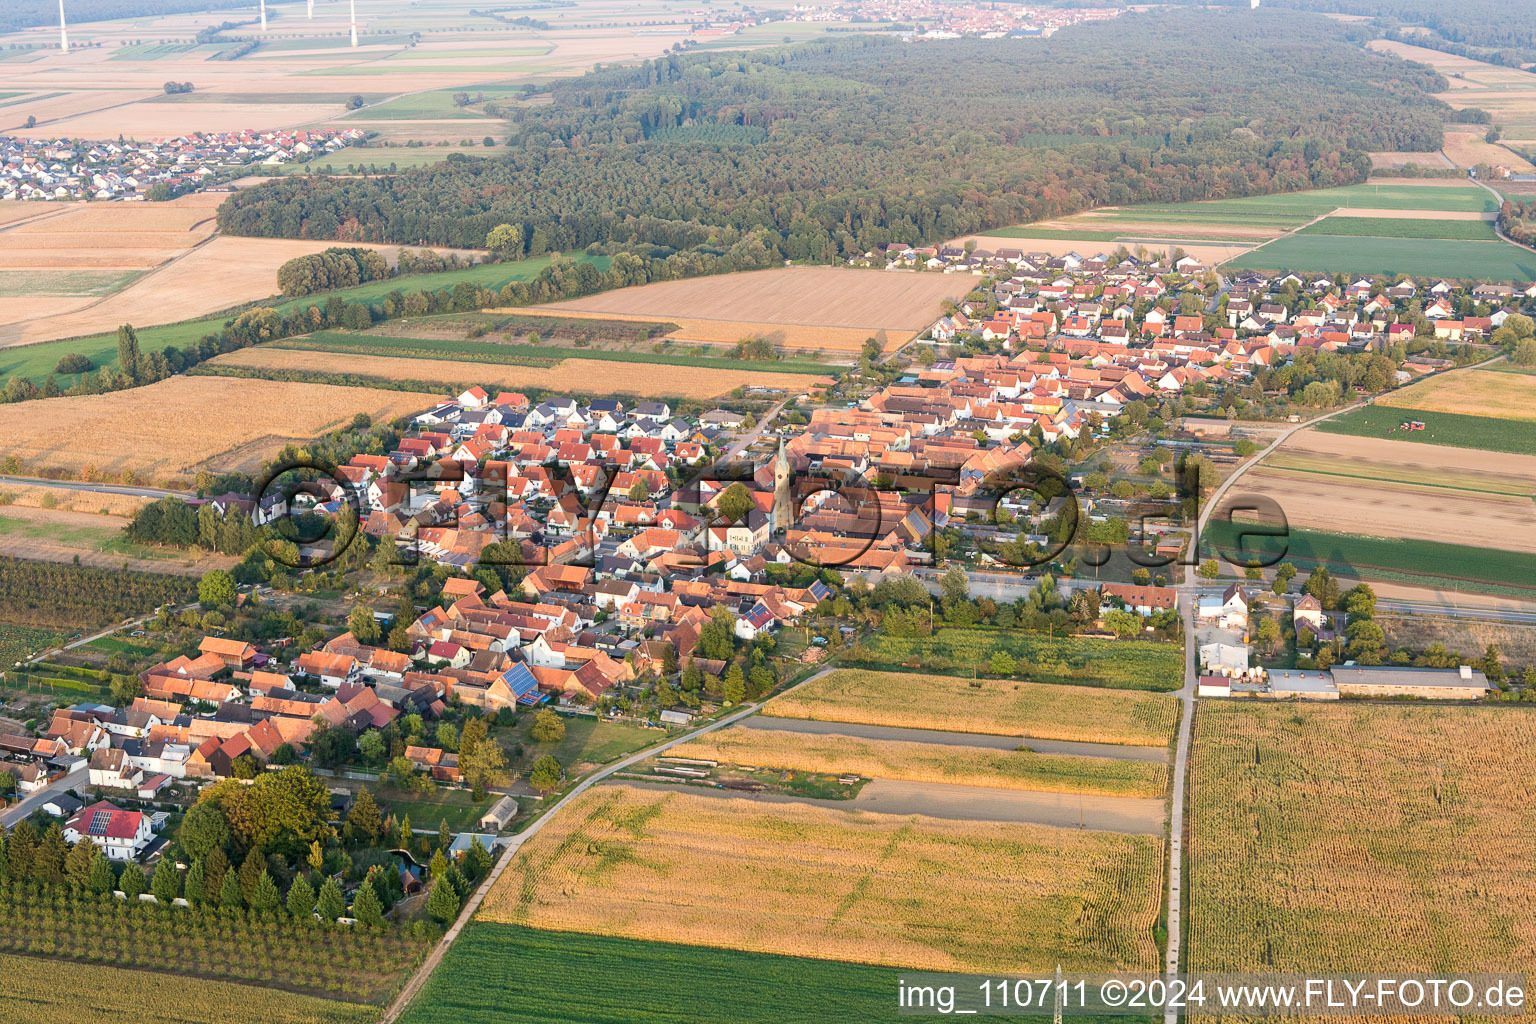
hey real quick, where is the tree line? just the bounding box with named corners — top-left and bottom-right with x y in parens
top-left (216, 9), bottom-right (1447, 257)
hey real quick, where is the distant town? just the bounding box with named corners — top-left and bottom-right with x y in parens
top-left (0, 128), bottom-right (366, 202)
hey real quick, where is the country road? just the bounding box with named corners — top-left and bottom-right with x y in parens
top-left (0, 475), bottom-right (190, 500)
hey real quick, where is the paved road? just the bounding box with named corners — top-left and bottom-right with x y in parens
top-left (0, 475), bottom-right (190, 500)
top-left (0, 768), bottom-right (87, 828)
top-left (378, 666), bottom-right (837, 1024)
top-left (1375, 597), bottom-right (1536, 624)
top-left (1467, 176), bottom-right (1536, 255)
top-left (743, 714), bottom-right (1171, 762)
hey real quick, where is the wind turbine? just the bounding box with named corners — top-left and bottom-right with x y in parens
top-left (57, 0), bottom-right (69, 53)
top-left (307, 0), bottom-right (313, 19)
top-left (349, 0), bottom-right (358, 47)
top-left (259, 0), bottom-right (267, 32)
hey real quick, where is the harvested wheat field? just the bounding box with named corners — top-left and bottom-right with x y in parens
top-left (481, 783), bottom-right (1164, 973)
top-left (1188, 703), bottom-right (1536, 980)
top-left (668, 725), bottom-right (1169, 798)
top-left (1442, 131), bottom-right (1536, 173)
top-left (529, 267), bottom-right (970, 351)
top-left (208, 347), bottom-right (829, 398)
top-left (1377, 368), bottom-right (1536, 422)
top-left (0, 484), bottom-right (149, 517)
top-left (765, 669), bottom-right (1178, 746)
top-left (4, 237), bottom-right (478, 345)
top-left (1368, 150), bottom-right (1453, 170)
top-left (0, 377), bottom-right (440, 483)
top-left (1234, 466), bottom-right (1536, 554)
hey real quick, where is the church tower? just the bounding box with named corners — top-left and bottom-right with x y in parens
top-left (772, 435), bottom-right (792, 533)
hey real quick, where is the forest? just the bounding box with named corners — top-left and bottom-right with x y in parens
top-left (1172, 0), bottom-right (1536, 59)
top-left (217, 8), bottom-right (1447, 258)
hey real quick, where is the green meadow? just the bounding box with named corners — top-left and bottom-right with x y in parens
top-left (1226, 235), bottom-right (1536, 281)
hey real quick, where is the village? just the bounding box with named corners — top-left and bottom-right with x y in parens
top-left (0, 128), bottom-right (367, 201)
top-left (795, 1), bottom-right (1122, 38)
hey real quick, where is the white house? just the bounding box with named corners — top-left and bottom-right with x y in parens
top-left (88, 747), bottom-right (143, 791)
top-left (62, 801), bottom-right (155, 862)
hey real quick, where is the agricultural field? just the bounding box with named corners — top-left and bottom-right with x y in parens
top-left (399, 924), bottom-right (934, 1024)
top-left (0, 623), bottom-right (67, 669)
top-left (765, 669), bottom-right (1180, 745)
top-left (1368, 39), bottom-right (1536, 149)
top-left (1296, 215), bottom-right (1499, 240)
top-left (1201, 519), bottom-right (1536, 597)
top-left (963, 183), bottom-right (1504, 269)
top-left (1, 952), bottom-right (377, 1024)
top-left (1315, 404), bottom-right (1536, 456)
top-left (1231, 465), bottom-right (1536, 554)
top-left (1187, 703), bottom-right (1536, 978)
top-left (278, 145), bottom-right (460, 175)
top-left (848, 630), bottom-right (1185, 692)
top-left (529, 267), bottom-right (971, 353)
top-left (668, 725), bottom-right (1170, 798)
top-left (0, 0), bottom-right (704, 149)
top-left (273, 332), bottom-right (835, 376)
top-left (1261, 428), bottom-right (1536, 497)
top-left (479, 783), bottom-right (1165, 973)
top-left (1375, 368), bottom-right (1536, 423)
top-left (0, 484), bottom-right (150, 518)
top-left (0, 198), bottom-right (489, 346)
top-left (1226, 234), bottom-right (1536, 280)
top-left (0, 377), bottom-right (441, 483)
top-left (203, 346), bottom-right (829, 400)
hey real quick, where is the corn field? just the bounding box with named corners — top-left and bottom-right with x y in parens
top-left (480, 783), bottom-right (1165, 973)
top-left (670, 725), bottom-right (1170, 798)
top-left (1, 951), bottom-right (376, 1024)
top-left (0, 883), bottom-right (429, 1004)
top-left (765, 669), bottom-right (1179, 746)
top-left (1188, 704), bottom-right (1536, 1000)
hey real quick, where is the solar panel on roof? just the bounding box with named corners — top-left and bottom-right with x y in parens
top-left (90, 810), bottom-right (112, 834)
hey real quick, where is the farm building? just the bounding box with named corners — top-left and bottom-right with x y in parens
top-left (1330, 664), bottom-right (1489, 700)
top-left (480, 796), bottom-right (519, 831)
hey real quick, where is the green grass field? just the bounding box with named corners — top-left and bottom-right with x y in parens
top-left (399, 924), bottom-right (1102, 1024)
top-left (110, 42), bottom-right (228, 60)
top-left (985, 183), bottom-right (1498, 240)
top-left (1297, 216), bottom-right (1500, 240)
top-left (1315, 405), bottom-right (1536, 455)
top-left (502, 714), bottom-right (656, 773)
top-left (276, 331), bottom-right (837, 375)
top-left (379, 787), bottom-right (492, 832)
top-left (0, 269), bottom-right (142, 297)
top-left (849, 629), bottom-right (1184, 692)
top-left (1226, 235), bottom-right (1536, 281)
top-left (1203, 520), bottom-right (1536, 595)
top-left (6, 255), bottom-right (604, 386)
top-left (0, 514), bottom-right (176, 561)
top-left (279, 146), bottom-right (462, 174)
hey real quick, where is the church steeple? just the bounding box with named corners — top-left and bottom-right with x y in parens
top-left (772, 434), bottom-right (792, 533)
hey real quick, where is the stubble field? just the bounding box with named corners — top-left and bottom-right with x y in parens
top-left (1231, 466), bottom-right (1536, 554)
top-left (765, 669), bottom-right (1179, 746)
top-left (530, 267), bottom-right (971, 352)
top-left (668, 724), bottom-right (1170, 798)
top-left (1188, 703), bottom-right (1536, 982)
top-left (1375, 369), bottom-right (1536, 422)
top-left (0, 377), bottom-right (440, 481)
top-left (479, 783), bottom-right (1165, 973)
